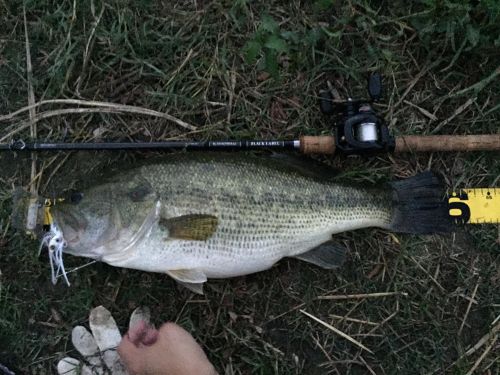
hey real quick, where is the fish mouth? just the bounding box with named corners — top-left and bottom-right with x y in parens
top-left (63, 228), bottom-right (82, 247)
top-left (51, 208), bottom-right (88, 247)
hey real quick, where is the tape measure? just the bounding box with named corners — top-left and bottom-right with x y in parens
top-left (448, 188), bottom-right (500, 224)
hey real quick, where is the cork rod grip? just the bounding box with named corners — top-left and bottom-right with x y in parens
top-left (299, 134), bottom-right (499, 154)
top-left (395, 134), bottom-right (500, 153)
top-left (299, 136), bottom-right (336, 154)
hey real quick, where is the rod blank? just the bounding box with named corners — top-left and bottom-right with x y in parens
top-left (0, 140), bottom-right (298, 152)
top-left (1, 134), bottom-right (499, 154)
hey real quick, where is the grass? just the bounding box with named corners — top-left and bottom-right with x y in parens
top-left (1, 0), bottom-right (499, 374)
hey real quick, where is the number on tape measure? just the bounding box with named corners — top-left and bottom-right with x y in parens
top-left (448, 188), bottom-right (499, 224)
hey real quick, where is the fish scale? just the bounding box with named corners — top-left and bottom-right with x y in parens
top-left (49, 154), bottom-right (451, 291)
top-left (105, 158), bottom-right (394, 278)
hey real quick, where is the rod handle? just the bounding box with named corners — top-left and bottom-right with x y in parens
top-left (395, 134), bottom-right (500, 153)
top-left (299, 136), bottom-right (335, 154)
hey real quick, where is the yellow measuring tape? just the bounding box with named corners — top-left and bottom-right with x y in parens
top-left (448, 188), bottom-right (500, 224)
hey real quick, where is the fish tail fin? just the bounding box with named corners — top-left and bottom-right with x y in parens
top-left (389, 172), bottom-right (453, 234)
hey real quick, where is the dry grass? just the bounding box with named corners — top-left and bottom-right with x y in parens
top-left (0, 1), bottom-right (499, 374)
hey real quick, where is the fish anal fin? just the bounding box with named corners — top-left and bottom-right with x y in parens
top-left (166, 268), bottom-right (207, 284)
top-left (293, 242), bottom-right (347, 269)
top-left (166, 269), bottom-right (207, 295)
top-left (178, 281), bottom-right (204, 295)
top-left (160, 214), bottom-right (218, 241)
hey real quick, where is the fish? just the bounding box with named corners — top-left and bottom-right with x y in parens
top-left (34, 154), bottom-right (452, 293)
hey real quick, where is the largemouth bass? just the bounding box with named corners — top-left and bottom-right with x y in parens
top-left (38, 154), bottom-right (451, 292)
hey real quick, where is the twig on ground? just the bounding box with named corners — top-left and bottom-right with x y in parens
top-left (0, 108), bottom-right (120, 142)
top-left (165, 48), bottom-right (195, 88)
top-left (431, 98), bottom-right (475, 134)
top-left (430, 321), bottom-right (500, 374)
top-left (0, 106), bottom-right (198, 142)
top-left (0, 99), bottom-right (196, 131)
top-left (407, 255), bottom-right (445, 292)
top-left (403, 100), bottom-right (437, 121)
top-left (458, 277), bottom-right (481, 336)
top-left (317, 291), bottom-right (407, 300)
top-left (310, 333), bottom-right (333, 362)
top-left (392, 59), bottom-right (441, 110)
top-left (300, 309), bottom-right (374, 354)
top-left (329, 314), bottom-right (378, 326)
top-left (465, 321), bottom-right (500, 357)
top-left (491, 314), bottom-right (500, 327)
top-left (24, 6), bottom-right (39, 234)
top-left (451, 66), bottom-right (500, 97)
top-left (465, 334), bottom-right (497, 375)
top-left (227, 68), bottom-right (237, 124)
top-left (367, 310), bottom-right (399, 336)
top-left (359, 355), bottom-right (377, 375)
top-left (75, 4), bottom-right (105, 95)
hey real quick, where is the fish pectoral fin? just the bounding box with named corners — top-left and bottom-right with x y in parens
top-left (292, 242), bottom-right (347, 269)
top-left (166, 268), bottom-right (207, 284)
top-left (178, 281), bottom-right (205, 295)
top-left (160, 214), bottom-right (218, 241)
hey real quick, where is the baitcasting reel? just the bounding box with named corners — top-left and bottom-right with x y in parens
top-left (319, 73), bottom-right (395, 155)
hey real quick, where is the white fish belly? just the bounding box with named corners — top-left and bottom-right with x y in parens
top-left (102, 218), bottom-right (383, 279)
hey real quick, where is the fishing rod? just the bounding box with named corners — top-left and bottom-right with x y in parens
top-left (2, 135), bottom-right (499, 154)
top-left (1, 74), bottom-right (499, 155)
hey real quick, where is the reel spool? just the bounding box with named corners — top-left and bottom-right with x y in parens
top-left (319, 73), bottom-right (395, 156)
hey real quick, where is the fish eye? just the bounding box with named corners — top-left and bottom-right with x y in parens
top-left (70, 191), bottom-right (84, 204)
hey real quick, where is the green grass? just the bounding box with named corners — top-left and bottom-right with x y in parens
top-left (1, 0), bottom-right (499, 374)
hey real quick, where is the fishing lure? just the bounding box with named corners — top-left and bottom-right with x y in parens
top-left (39, 222), bottom-right (69, 285)
top-left (36, 197), bottom-right (71, 285)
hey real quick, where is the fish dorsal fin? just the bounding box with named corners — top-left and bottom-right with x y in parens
top-left (292, 241), bottom-right (347, 269)
top-left (160, 214), bottom-right (218, 241)
top-left (268, 153), bottom-right (338, 180)
top-left (166, 268), bottom-right (207, 283)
